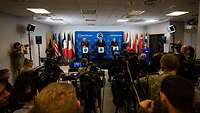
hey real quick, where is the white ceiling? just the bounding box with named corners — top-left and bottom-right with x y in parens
top-left (0, 0), bottom-right (198, 26)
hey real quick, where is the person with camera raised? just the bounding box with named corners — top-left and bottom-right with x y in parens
top-left (139, 76), bottom-right (194, 113)
top-left (135, 53), bottom-right (179, 101)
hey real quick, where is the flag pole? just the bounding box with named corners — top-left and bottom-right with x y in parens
top-left (67, 33), bottom-right (69, 64)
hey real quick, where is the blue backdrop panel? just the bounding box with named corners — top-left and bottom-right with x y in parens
top-left (75, 31), bottom-right (123, 60)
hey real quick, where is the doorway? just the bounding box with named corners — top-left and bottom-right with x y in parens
top-left (149, 34), bottom-right (165, 57)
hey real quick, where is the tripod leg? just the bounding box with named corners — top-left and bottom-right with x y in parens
top-left (115, 106), bottom-right (119, 113)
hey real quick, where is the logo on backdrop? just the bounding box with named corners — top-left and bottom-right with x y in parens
top-left (97, 32), bottom-right (103, 38)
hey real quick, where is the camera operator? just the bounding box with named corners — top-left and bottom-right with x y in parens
top-left (75, 60), bottom-right (103, 113)
top-left (177, 45), bottom-right (198, 84)
top-left (135, 53), bottom-right (179, 101)
top-left (36, 57), bottom-right (64, 91)
top-left (139, 76), bottom-right (194, 113)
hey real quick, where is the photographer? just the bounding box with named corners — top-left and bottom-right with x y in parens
top-left (36, 57), bottom-right (64, 91)
top-left (177, 45), bottom-right (198, 84)
top-left (71, 60), bottom-right (103, 113)
top-left (135, 53), bottom-right (179, 101)
top-left (140, 76), bottom-right (194, 113)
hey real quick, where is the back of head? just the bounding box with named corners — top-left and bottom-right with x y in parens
top-left (180, 45), bottom-right (188, 55)
top-left (32, 82), bottom-right (78, 113)
top-left (187, 46), bottom-right (195, 61)
top-left (81, 58), bottom-right (88, 66)
top-left (160, 53), bottom-right (179, 71)
top-left (160, 76), bottom-right (194, 113)
top-left (0, 69), bottom-right (10, 81)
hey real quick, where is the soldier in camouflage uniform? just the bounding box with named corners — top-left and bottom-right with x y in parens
top-left (135, 53), bottom-right (179, 101)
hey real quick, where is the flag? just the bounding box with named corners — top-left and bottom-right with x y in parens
top-left (133, 33), bottom-right (138, 53)
top-left (130, 32), bottom-right (134, 49)
top-left (139, 33), bottom-right (144, 53)
top-left (124, 32), bottom-right (132, 51)
top-left (62, 33), bottom-right (68, 59)
top-left (52, 33), bottom-right (61, 58)
top-left (46, 32), bottom-right (53, 57)
top-left (72, 32), bottom-right (76, 58)
top-left (124, 32), bottom-right (130, 44)
top-left (58, 33), bottom-right (62, 54)
top-left (46, 32), bottom-right (52, 50)
top-left (67, 33), bottom-right (74, 60)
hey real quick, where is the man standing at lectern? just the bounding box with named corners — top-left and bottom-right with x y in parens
top-left (95, 32), bottom-right (106, 63)
top-left (81, 38), bottom-right (89, 59)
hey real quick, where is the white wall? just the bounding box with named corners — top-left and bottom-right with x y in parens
top-left (52, 25), bottom-right (145, 34)
top-left (170, 21), bottom-right (185, 43)
top-left (184, 31), bottom-right (197, 48)
top-left (146, 22), bottom-right (170, 35)
top-left (0, 13), bottom-right (52, 82)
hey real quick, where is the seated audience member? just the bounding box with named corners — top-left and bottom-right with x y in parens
top-left (135, 53), bottom-right (179, 101)
top-left (0, 77), bottom-right (11, 113)
top-left (140, 76), bottom-right (194, 113)
top-left (31, 82), bottom-right (79, 113)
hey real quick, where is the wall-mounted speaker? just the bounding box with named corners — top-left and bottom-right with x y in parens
top-left (168, 25), bottom-right (176, 33)
top-left (35, 36), bottom-right (42, 44)
top-left (27, 24), bottom-right (35, 32)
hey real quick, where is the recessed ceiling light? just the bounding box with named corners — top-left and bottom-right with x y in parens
top-left (51, 17), bottom-right (64, 22)
top-left (166, 11), bottom-right (189, 16)
top-left (128, 10), bottom-right (145, 16)
top-left (145, 19), bottom-right (158, 23)
top-left (117, 19), bottom-right (129, 23)
top-left (27, 8), bottom-right (51, 14)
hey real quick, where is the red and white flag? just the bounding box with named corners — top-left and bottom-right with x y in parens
top-left (124, 32), bottom-right (130, 44)
top-left (133, 33), bottom-right (138, 53)
top-left (139, 33), bottom-right (144, 53)
top-left (52, 33), bottom-right (61, 58)
top-left (67, 33), bottom-right (74, 60)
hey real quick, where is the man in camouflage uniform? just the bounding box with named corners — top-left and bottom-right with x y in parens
top-left (135, 53), bottom-right (179, 101)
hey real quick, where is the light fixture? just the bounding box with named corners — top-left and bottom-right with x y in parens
top-left (166, 11), bottom-right (189, 16)
top-left (50, 17), bottom-right (64, 22)
top-left (27, 8), bottom-right (51, 14)
top-left (145, 19), bottom-right (158, 23)
top-left (128, 10), bottom-right (145, 16)
top-left (117, 19), bottom-right (129, 23)
top-left (44, 16), bottom-right (65, 24)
